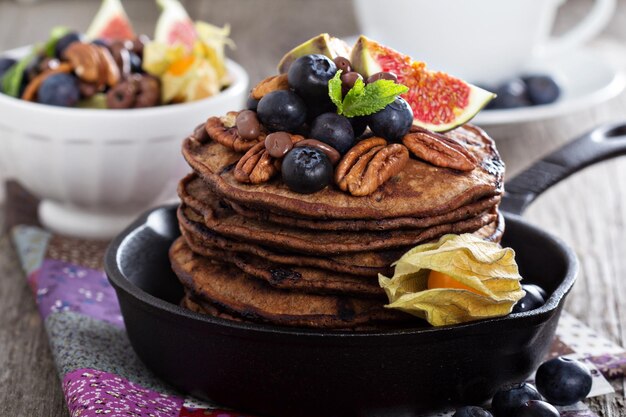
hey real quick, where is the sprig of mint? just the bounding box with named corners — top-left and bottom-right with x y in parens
top-left (328, 70), bottom-right (408, 118)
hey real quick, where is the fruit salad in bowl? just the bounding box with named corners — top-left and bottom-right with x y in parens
top-left (0, 0), bottom-right (248, 237)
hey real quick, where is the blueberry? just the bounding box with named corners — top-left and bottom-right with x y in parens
top-left (491, 79), bottom-right (531, 109)
top-left (511, 400), bottom-right (559, 417)
top-left (523, 75), bottom-right (560, 106)
top-left (0, 57), bottom-right (16, 78)
top-left (281, 147), bottom-right (333, 194)
top-left (513, 284), bottom-right (547, 313)
top-left (91, 39), bottom-right (110, 48)
top-left (257, 90), bottom-right (307, 132)
top-left (287, 54), bottom-right (337, 103)
top-left (453, 406), bottom-right (493, 417)
top-left (246, 94), bottom-right (259, 111)
top-left (310, 113), bottom-right (355, 154)
top-left (368, 97), bottom-right (413, 142)
top-left (349, 116), bottom-right (368, 138)
top-left (55, 32), bottom-right (82, 59)
top-left (535, 357), bottom-right (592, 406)
top-left (492, 382), bottom-right (542, 417)
top-left (129, 52), bottom-right (143, 73)
top-left (37, 73), bottom-right (80, 107)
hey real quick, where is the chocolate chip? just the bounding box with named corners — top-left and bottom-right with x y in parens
top-left (294, 139), bottom-right (341, 165)
top-left (341, 71), bottom-right (363, 95)
top-left (333, 56), bottom-right (352, 73)
top-left (193, 122), bottom-right (210, 142)
top-left (367, 71), bottom-right (398, 84)
top-left (236, 110), bottom-right (262, 141)
top-left (264, 132), bottom-right (293, 158)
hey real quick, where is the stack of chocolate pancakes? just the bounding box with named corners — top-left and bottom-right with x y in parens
top-left (170, 118), bottom-right (505, 330)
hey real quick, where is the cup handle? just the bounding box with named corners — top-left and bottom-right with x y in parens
top-left (539, 0), bottom-right (616, 56)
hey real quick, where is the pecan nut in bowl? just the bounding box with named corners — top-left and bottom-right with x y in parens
top-left (402, 126), bottom-right (477, 171)
top-left (335, 137), bottom-right (409, 196)
top-left (205, 112), bottom-right (264, 153)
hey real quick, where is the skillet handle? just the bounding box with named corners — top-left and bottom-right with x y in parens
top-left (501, 123), bottom-right (626, 215)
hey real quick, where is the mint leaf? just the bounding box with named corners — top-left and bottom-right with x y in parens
top-left (342, 79), bottom-right (408, 118)
top-left (42, 26), bottom-right (71, 57)
top-left (328, 70), bottom-right (343, 113)
top-left (1, 54), bottom-right (34, 97)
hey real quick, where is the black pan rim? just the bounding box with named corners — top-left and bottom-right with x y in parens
top-left (105, 204), bottom-right (578, 339)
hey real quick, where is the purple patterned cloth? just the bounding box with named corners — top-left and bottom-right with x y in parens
top-left (35, 259), bottom-right (123, 327)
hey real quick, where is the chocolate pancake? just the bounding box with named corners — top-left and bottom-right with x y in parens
top-left (227, 194), bottom-right (501, 231)
top-left (179, 177), bottom-right (498, 255)
top-left (178, 205), bottom-right (504, 278)
top-left (182, 236), bottom-right (385, 298)
top-left (182, 124), bottom-right (504, 220)
top-left (170, 238), bottom-right (410, 329)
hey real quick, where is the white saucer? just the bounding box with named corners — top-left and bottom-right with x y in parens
top-left (474, 47), bottom-right (626, 125)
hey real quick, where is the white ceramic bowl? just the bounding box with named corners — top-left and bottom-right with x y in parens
top-left (0, 46), bottom-right (248, 238)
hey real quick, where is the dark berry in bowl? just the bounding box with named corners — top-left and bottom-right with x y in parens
top-left (453, 406), bottom-right (493, 417)
top-left (511, 400), bottom-right (559, 417)
top-left (55, 32), bottom-right (83, 59)
top-left (523, 75), bottom-right (561, 106)
top-left (0, 57), bottom-right (16, 79)
top-left (492, 79), bottom-right (531, 109)
top-left (282, 147), bottom-right (333, 194)
top-left (333, 56), bottom-right (352, 73)
top-left (37, 73), bottom-right (80, 107)
top-left (288, 54), bottom-right (337, 103)
top-left (129, 52), bottom-right (143, 73)
top-left (310, 112), bottom-right (355, 154)
top-left (368, 97), bottom-right (413, 142)
top-left (535, 357), bottom-right (592, 405)
top-left (513, 284), bottom-right (547, 313)
top-left (257, 90), bottom-right (307, 132)
top-left (492, 382), bottom-right (542, 417)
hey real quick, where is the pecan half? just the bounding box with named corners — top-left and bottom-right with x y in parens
top-left (234, 133), bottom-right (304, 183)
top-left (64, 43), bottom-right (120, 88)
top-left (233, 142), bottom-right (278, 184)
top-left (251, 74), bottom-right (289, 100)
top-left (205, 112), bottom-right (264, 152)
top-left (335, 137), bottom-right (409, 196)
top-left (402, 126), bottom-right (477, 171)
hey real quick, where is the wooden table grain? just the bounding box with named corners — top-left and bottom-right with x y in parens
top-left (2, 0), bottom-right (626, 416)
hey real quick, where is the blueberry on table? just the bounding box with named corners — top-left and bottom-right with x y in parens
top-left (512, 284), bottom-right (547, 313)
top-left (257, 90), bottom-right (307, 132)
top-left (55, 32), bottom-right (83, 59)
top-left (282, 147), bottom-right (333, 194)
top-left (37, 73), bottom-right (80, 107)
top-left (511, 400), bottom-right (559, 417)
top-left (367, 97), bottom-right (413, 142)
top-left (453, 405), bottom-right (493, 417)
top-left (523, 75), bottom-right (561, 106)
top-left (287, 54), bottom-right (337, 103)
top-left (535, 357), bottom-right (592, 405)
top-left (491, 382), bottom-right (542, 417)
top-left (492, 78), bottom-right (531, 109)
top-left (310, 112), bottom-right (355, 154)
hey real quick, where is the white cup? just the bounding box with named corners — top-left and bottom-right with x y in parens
top-left (353, 0), bottom-right (616, 84)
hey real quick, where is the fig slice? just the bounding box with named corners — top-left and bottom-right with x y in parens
top-left (351, 35), bottom-right (495, 132)
top-left (86, 0), bottom-right (135, 41)
top-left (277, 33), bottom-right (351, 74)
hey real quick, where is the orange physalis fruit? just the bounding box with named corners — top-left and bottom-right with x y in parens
top-left (427, 270), bottom-right (485, 296)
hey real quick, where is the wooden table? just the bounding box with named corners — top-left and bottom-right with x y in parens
top-left (1, 0), bottom-right (626, 415)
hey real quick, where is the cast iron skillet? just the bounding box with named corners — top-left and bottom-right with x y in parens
top-left (106, 123), bottom-right (626, 417)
